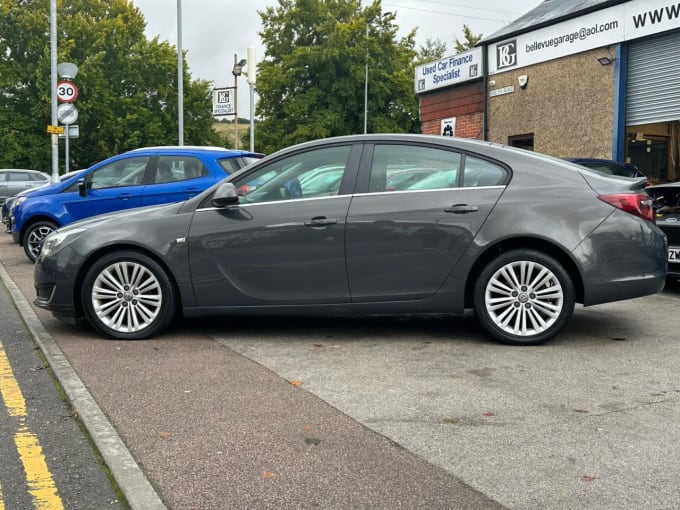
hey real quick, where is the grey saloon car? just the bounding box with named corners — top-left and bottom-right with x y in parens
top-left (33, 135), bottom-right (667, 345)
top-left (0, 168), bottom-right (49, 203)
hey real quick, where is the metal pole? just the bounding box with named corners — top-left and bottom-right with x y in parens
top-left (247, 47), bottom-right (256, 153)
top-left (50, 0), bottom-right (58, 181)
top-left (234, 54), bottom-right (239, 150)
top-left (64, 126), bottom-right (70, 174)
top-left (249, 83), bottom-right (255, 152)
top-left (177, 0), bottom-right (184, 145)
top-left (364, 23), bottom-right (369, 135)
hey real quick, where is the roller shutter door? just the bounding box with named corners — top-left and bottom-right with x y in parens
top-left (627, 31), bottom-right (680, 126)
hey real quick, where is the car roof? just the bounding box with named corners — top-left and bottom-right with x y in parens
top-left (125, 146), bottom-right (261, 157)
top-left (0, 168), bottom-right (47, 173)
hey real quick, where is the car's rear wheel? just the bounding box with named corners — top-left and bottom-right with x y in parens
top-left (23, 220), bottom-right (58, 262)
top-left (473, 249), bottom-right (575, 346)
top-left (81, 251), bottom-right (177, 340)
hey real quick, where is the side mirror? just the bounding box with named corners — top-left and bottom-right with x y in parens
top-left (212, 182), bottom-right (240, 208)
top-left (78, 179), bottom-right (88, 197)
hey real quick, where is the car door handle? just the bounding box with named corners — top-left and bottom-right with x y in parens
top-left (304, 217), bottom-right (337, 227)
top-left (444, 204), bottom-right (479, 214)
top-left (117, 193), bottom-right (134, 200)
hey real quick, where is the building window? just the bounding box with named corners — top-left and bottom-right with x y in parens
top-left (509, 133), bottom-right (534, 151)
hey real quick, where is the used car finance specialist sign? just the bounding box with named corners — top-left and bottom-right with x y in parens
top-left (414, 47), bottom-right (482, 94)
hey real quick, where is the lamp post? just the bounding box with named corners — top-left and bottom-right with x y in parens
top-left (247, 47), bottom-right (256, 153)
top-left (177, 0), bottom-right (184, 145)
top-left (232, 55), bottom-right (247, 150)
top-left (364, 12), bottom-right (391, 135)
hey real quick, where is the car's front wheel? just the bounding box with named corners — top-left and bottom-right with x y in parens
top-left (473, 249), bottom-right (575, 346)
top-left (23, 220), bottom-right (58, 262)
top-left (81, 251), bottom-right (177, 340)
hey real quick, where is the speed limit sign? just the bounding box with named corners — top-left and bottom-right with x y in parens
top-left (56, 81), bottom-right (78, 103)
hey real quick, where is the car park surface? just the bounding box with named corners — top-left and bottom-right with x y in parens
top-left (3, 233), bottom-right (680, 510)
top-left (11, 146), bottom-right (261, 261)
top-left (34, 134), bottom-right (666, 346)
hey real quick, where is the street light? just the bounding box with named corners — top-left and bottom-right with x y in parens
top-left (232, 56), bottom-right (247, 150)
top-left (364, 12), bottom-right (391, 134)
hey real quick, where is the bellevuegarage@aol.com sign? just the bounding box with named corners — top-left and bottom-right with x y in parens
top-left (487, 0), bottom-right (680, 74)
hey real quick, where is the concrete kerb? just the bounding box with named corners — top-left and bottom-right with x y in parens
top-left (0, 261), bottom-right (167, 510)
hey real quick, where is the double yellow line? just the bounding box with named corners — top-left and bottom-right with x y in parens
top-left (0, 341), bottom-right (64, 509)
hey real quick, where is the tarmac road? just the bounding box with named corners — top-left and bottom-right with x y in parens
top-left (0, 234), bottom-right (503, 509)
top-left (2, 232), bottom-right (680, 509)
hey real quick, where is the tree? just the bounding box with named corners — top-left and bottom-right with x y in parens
top-left (454, 24), bottom-right (482, 53)
top-left (0, 0), bottom-right (220, 171)
top-left (254, 0), bottom-right (420, 154)
top-left (418, 38), bottom-right (447, 64)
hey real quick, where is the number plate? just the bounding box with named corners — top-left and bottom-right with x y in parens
top-left (669, 247), bottom-right (680, 262)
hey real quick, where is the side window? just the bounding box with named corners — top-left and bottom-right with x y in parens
top-left (89, 157), bottom-right (149, 189)
top-left (463, 156), bottom-right (508, 187)
top-left (371, 145), bottom-right (462, 192)
top-left (233, 146), bottom-right (352, 204)
top-left (8, 172), bottom-right (30, 182)
top-left (153, 156), bottom-right (207, 184)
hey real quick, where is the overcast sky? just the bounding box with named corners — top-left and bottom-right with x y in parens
top-left (131, 0), bottom-right (544, 116)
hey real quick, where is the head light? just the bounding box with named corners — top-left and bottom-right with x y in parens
top-left (39, 227), bottom-right (87, 259)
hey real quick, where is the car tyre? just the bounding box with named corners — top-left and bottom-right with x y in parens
top-left (473, 249), bottom-right (575, 346)
top-left (23, 220), bottom-right (58, 262)
top-left (81, 250), bottom-right (177, 340)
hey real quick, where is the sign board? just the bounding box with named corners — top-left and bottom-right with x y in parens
top-left (489, 86), bottom-right (515, 98)
top-left (414, 47), bottom-right (483, 94)
top-left (487, 0), bottom-right (680, 74)
top-left (57, 103), bottom-right (79, 124)
top-left (441, 118), bottom-right (456, 137)
top-left (58, 125), bottom-right (79, 139)
top-left (212, 87), bottom-right (235, 116)
top-left (56, 81), bottom-right (78, 103)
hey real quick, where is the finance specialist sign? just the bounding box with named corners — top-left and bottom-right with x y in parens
top-left (414, 47), bottom-right (483, 94)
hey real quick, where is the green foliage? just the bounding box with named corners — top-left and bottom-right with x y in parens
top-left (254, 0), bottom-right (420, 154)
top-left (454, 24), bottom-right (482, 53)
top-left (418, 38), bottom-right (448, 64)
top-left (0, 0), bottom-right (221, 171)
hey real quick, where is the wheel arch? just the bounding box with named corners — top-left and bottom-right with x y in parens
top-left (72, 244), bottom-right (183, 319)
top-left (19, 215), bottom-right (60, 245)
top-left (463, 237), bottom-right (585, 308)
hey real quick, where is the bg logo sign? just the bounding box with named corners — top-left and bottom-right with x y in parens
top-left (496, 40), bottom-right (517, 69)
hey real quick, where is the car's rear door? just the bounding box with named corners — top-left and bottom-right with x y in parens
top-left (142, 155), bottom-right (217, 206)
top-left (187, 143), bottom-right (361, 306)
top-left (345, 142), bottom-right (508, 302)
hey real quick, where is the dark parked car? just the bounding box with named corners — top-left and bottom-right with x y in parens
top-left (565, 158), bottom-right (652, 186)
top-left (0, 168), bottom-right (50, 203)
top-left (11, 146), bottom-right (262, 261)
top-left (646, 182), bottom-right (680, 278)
top-left (34, 135), bottom-right (667, 345)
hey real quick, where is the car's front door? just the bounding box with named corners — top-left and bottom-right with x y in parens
top-left (64, 156), bottom-right (149, 222)
top-left (187, 144), bottom-right (360, 306)
top-left (346, 143), bottom-right (508, 301)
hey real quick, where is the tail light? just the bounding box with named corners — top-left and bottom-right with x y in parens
top-left (598, 193), bottom-right (655, 223)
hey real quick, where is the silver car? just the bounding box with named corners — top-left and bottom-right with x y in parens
top-left (0, 168), bottom-right (49, 204)
top-left (33, 135), bottom-right (667, 345)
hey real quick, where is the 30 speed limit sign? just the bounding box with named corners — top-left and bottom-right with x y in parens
top-left (56, 81), bottom-right (78, 103)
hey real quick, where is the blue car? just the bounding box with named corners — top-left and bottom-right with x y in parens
top-left (12, 146), bottom-right (262, 261)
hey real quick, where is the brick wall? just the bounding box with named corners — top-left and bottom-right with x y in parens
top-left (419, 81), bottom-right (485, 139)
